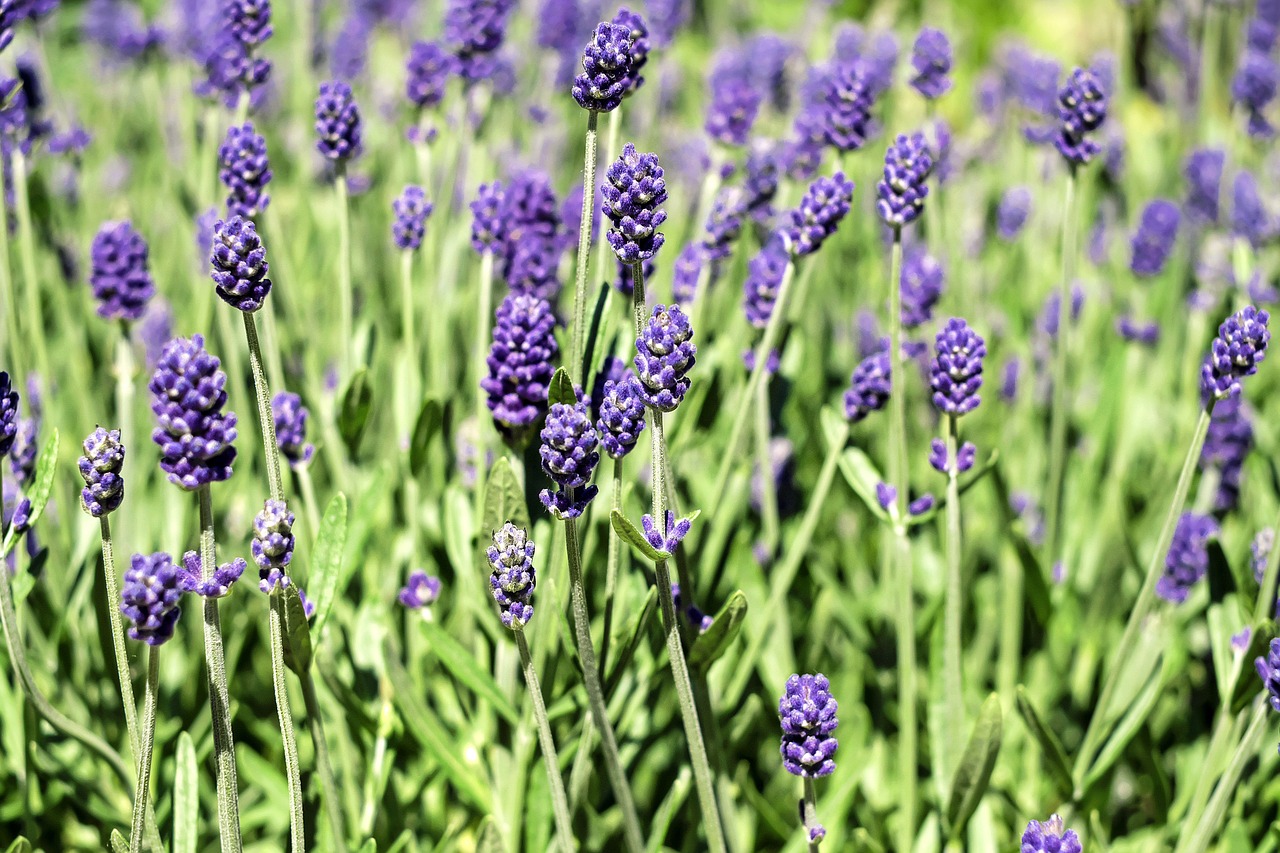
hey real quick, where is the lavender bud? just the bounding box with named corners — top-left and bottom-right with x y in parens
top-left (217, 122), bottom-right (272, 220)
top-left (571, 22), bottom-right (633, 113)
top-left (78, 427), bottom-right (124, 517)
top-left (821, 60), bottom-right (875, 152)
top-left (253, 498), bottom-right (295, 592)
top-left (612, 7), bottom-right (649, 96)
top-left (778, 673), bottom-right (838, 777)
top-left (1184, 148), bottom-right (1225, 226)
top-left (1231, 50), bottom-right (1278, 138)
top-left (634, 304), bottom-right (696, 412)
top-left (0, 371), bottom-right (16, 456)
top-left (488, 522), bottom-right (536, 629)
top-left (121, 552), bottom-right (185, 645)
top-left (482, 293), bottom-right (559, 436)
top-left (314, 80), bottom-right (363, 164)
top-left (210, 216), bottom-right (271, 313)
top-left (996, 186), bottom-right (1033, 240)
top-left (1115, 316), bottom-right (1161, 346)
top-left (930, 318), bottom-right (986, 416)
top-left (596, 372), bottom-right (646, 459)
top-left (398, 569), bottom-right (442, 610)
top-left (149, 335), bottom-right (238, 491)
top-left (271, 391), bottom-right (314, 468)
top-left (909, 27), bottom-right (952, 100)
top-left (392, 185), bottom-right (433, 251)
top-left (90, 220), bottom-right (154, 322)
top-left (705, 77), bottom-right (762, 146)
top-left (876, 482), bottom-right (896, 510)
top-left (1156, 512), bottom-right (1219, 604)
top-left (1258, 638), bottom-right (1280, 713)
top-left (743, 236), bottom-right (788, 329)
top-left (602, 143), bottom-right (668, 262)
top-left (470, 180), bottom-right (507, 254)
top-left (1054, 68), bottom-right (1107, 167)
top-left (642, 511), bottom-right (693, 554)
top-left (179, 550), bottom-right (246, 599)
top-left (445, 0), bottom-right (516, 83)
top-left (901, 248), bottom-right (944, 330)
top-left (844, 351), bottom-right (891, 423)
top-left (406, 41), bottom-right (457, 109)
top-left (785, 172), bottom-right (855, 257)
top-left (909, 494), bottom-right (935, 515)
top-left (877, 133), bottom-right (932, 228)
top-left (702, 188), bottom-right (745, 264)
top-left (1021, 815), bottom-right (1082, 853)
top-left (1200, 305), bottom-right (1270, 401)
top-left (1129, 199), bottom-right (1180, 277)
top-left (538, 391), bottom-right (600, 520)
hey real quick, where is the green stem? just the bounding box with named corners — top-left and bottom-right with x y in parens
top-left (472, 250), bottom-right (495, 535)
top-left (198, 486), bottom-right (243, 852)
top-left (1176, 710), bottom-right (1238, 849)
top-left (114, 332), bottom-right (137, 525)
top-left (100, 517), bottom-right (140, 756)
top-left (803, 777), bottom-right (822, 853)
top-left (302, 671), bottom-right (348, 852)
top-left (129, 647), bottom-right (160, 853)
top-left (600, 456), bottom-right (625, 673)
top-left (1074, 405), bottom-right (1214, 782)
top-left (1045, 171), bottom-right (1077, 576)
top-left (0, 164), bottom-right (21, 383)
top-left (753, 377), bottom-right (779, 559)
top-left (268, 592), bottom-right (305, 851)
top-left (586, 107), bottom-right (621, 384)
top-left (359, 680), bottom-right (394, 839)
top-left (515, 630), bottom-right (576, 852)
top-left (1180, 701), bottom-right (1268, 853)
top-left (940, 413), bottom-right (964, 782)
top-left (336, 172), bottom-right (354, 376)
top-left (400, 249), bottom-right (417, 384)
top-left (243, 312), bottom-right (285, 503)
top-left (12, 149), bottom-right (51, 397)
top-left (570, 110), bottom-right (600, 380)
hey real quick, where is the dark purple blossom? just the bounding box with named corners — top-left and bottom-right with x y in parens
top-left (909, 27), bottom-right (952, 99)
top-left (571, 21), bottom-right (632, 112)
top-left (634, 304), bottom-right (696, 412)
top-left (488, 522), bottom-right (535, 629)
top-left (406, 40), bottom-right (456, 109)
top-left (1232, 50), bottom-right (1278, 138)
top-left (178, 550), bottom-right (246, 599)
top-left (645, 0), bottom-right (685, 46)
top-left (392, 185), bottom-right (432, 251)
top-left (218, 123), bottom-right (272, 220)
top-left (90, 221), bottom-right (154, 322)
top-left (1021, 816), bottom-right (1082, 853)
top-left (702, 188), bottom-right (745, 267)
top-left (877, 133), bottom-right (932, 228)
top-left (482, 293), bottom-right (559, 435)
top-left (743, 237), bottom-right (788, 329)
top-left (253, 498), bottom-right (295, 592)
top-left (930, 318), bottom-right (986, 416)
top-left (705, 76), bottom-right (762, 147)
top-left (1054, 68), bottom-right (1107, 166)
top-left (929, 437), bottom-right (976, 474)
top-left (470, 180), bottom-right (506, 254)
top-left (1201, 389), bottom-right (1254, 513)
top-left (210, 216), bottom-right (272, 313)
top-left (612, 7), bottom-right (649, 96)
top-left (901, 249), bottom-right (944, 329)
top-left (602, 143), bottom-right (667, 263)
top-left (743, 144), bottom-right (780, 225)
top-left (445, 0), bottom-right (516, 83)
top-left (149, 335), bottom-right (238, 490)
top-left (1232, 171), bottom-right (1273, 248)
top-left (1129, 199), bottom-right (1180, 277)
top-left (996, 187), bottom-right (1032, 241)
top-left (1201, 305), bottom-right (1270, 401)
top-left (1156, 512), bottom-right (1219, 603)
top-left (1116, 316), bottom-right (1160, 346)
top-left (778, 673), bottom-right (838, 778)
top-left (845, 351), bottom-right (891, 423)
top-left (399, 569), bottom-right (442, 610)
top-left (785, 172), bottom-right (854, 256)
top-left (272, 391), bottom-right (314, 468)
top-left (538, 391), bottom-right (600, 520)
top-left (672, 242), bottom-right (703, 304)
top-left (314, 80), bottom-right (362, 164)
top-left (596, 372), bottom-right (646, 459)
top-left (1184, 149), bottom-right (1225, 226)
top-left (0, 372), bottom-right (15, 457)
top-left (121, 552), bottom-right (184, 645)
top-left (822, 59), bottom-right (876, 152)
top-left (78, 427), bottom-right (124, 517)
top-left (1258, 638), bottom-right (1280, 713)
top-left (642, 511), bottom-right (692, 554)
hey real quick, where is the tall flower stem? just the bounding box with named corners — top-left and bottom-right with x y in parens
top-left (754, 379), bottom-right (780, 558)
top-left (301, 671), bottom-right (348, 851)
top-left (600, 457), bottom-right (625, 671)
top-left (586, 108), bottom-right (621, 379)
top-left (515, 630), bottom-right (576, 853)
top-left (471, 251), bottom-right (495, 531)
top-left (0, 177), bottom-right (21, 382)
top-left (1180, 700), bottom-right (1268, 853)
top-left (400, 250), bottom-right (418, 384)
top-left (1074, 405), bottom-right (1214, 783)
top-left (268, 592), bottom-right (305, 851)
top-left (243, 312), bottom-right (285, 502)
top-left (100, 517), bottom-right (140, 754)
top-left (802, 777), bottom-right (822, 853)
top-left (128, 647), bottom-right (160, 853)
top-left (336, 172), bottom-right (354, 376)
top-left (569, 110), bottom-right (600, 379)
top-left (940, 413), bottom-right (964, 777)
top-left (1044, 171), bottom-right (1077, 577)
top-left (12, 150), bottom-right (51, 397)
top-left (114, 332), bottom-right (137, 512)
top-left (198, 485), bottom-right (243, 852)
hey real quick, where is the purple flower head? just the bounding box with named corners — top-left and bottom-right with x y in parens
top-left (705, 76), bottom-right (762, 147)
top-left (1232, 172), bottom-right (1274, 248)
top-left (930, 318), bottom-right (986, 416)
top-left (121, 552), bottom-right (185, 645)
top-left (538, 390), bottom-right (600, 520)
top-left (778, 673), bottom-right (838, 778)
top-left (445, 0), bottom-right (516, 83)
top-left (1251, 16), bottom-right (1280, 53)
top-left (1116, 316), bottom-right (1161, 346)
top-left (672, 242), bottom-right (703, 304)
top-left (1184, 149), bottom-right (1225, 226)
top-left (271, 391), bottom-right (314, 468)
top-left (596, 372), bottom-right (646, 459)
top-left (399, 569), bottom-right (442, 610)
top-left (1232, 51), bottom-right (1278, 138)
top-left (506, 237), bottom-right (562, 302)
top-left (997, 186), bottom-right (1033, 240)
top-left (642, 511), bottom-right (693, 554)
top-left (179, 550), bottom-right (246, 599)
top-left (149, 335), bottom-right (238, 491)
top-left (1201, 306), bottom-right (1270, 401)
top-left (1038, 285), bottom-right (1085, 340)
top-left (488, 522), bottom-right (535, 629)
top-left (635, 304), bottom-right (696, 412)
top-left (785, 172), bottom-right (854, 257)
top-left (1254, 528), bottom-right (1275, 584)
top-left (90, 221), bottom-right (154, 322)
top-left (1156, 512), bottom-right (1219, 603)
top-left (470, 181), bottom-right (507, 254)
top-left (78, 427), bottom-right (125, 517)
top-left (910, 28), bottom-right (952, 100)
top-left (500, 169), bottom-right (562, 288)
top-left (1129, 199), bottom-right (1180, 278)
top-left (314, 81), bottom-right (362, 164)
top-left (612, 8), bottom-right (649, 96)
top-left (930, 437), bottom-right (976, 474)
top-left (253, 498), bottom-right (295, 592)
top-left (823, 59), bottom-right (876, 152)
top-left (392, 185), bottom-right (432, 251)
top-left (845, 351), bottom-right (891, 423)
top-left (406, 41), bottom-right (456, 109)
top-left (482, 293), bottom-right (559, 436)
top-left (0, 372), bottom-right (15, 457)
top-left (1258, 638), bottom-right (1280, 713)
top-left (210, 216), bottom-right (271, 313)
top-left (84, 0), bottom-right (162, 62)
top-left (878, 133), bottom-right (932, 228)
top-left (1054, 67), bottom-right (1107, 167)
top-left (8, 416), bottom-right (35, 486)
top-left (602, 144), bottom-right (668, 263)
top-left (785, 102), bottom-right (827, 180)
top-left (646, 0), bottom-right (686, 46)
top-left (1021, 815), bottom-right (1082, 853)
top-left (572, 22), bottom-right (633, 112)
top-left (703, 189), bottom-right (745, 265)
top-left (744, 237), bottom-right (788, 329)
top-left (226, 0), bottom-right (272, 50)
top-left (743, 144), bottom-right (780, 225)
top-left (901, 249), bottom-right (944, 329)
top-left (876, 481), bottom-right (897, 510)
top-left (218, 123), bottom-right (272, 220)
top-left (1200, 389), bottom-right (1254, 513)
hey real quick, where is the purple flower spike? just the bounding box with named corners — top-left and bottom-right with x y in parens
top-left (1232, 172), bottom-right (1273, 249)
top-left (705, 77), bottom-right (762, 147)
top-left (1116, 316), bottom-right (1160, 346)
top-left (901, 248), bottom-right (944, 330)
top-left (910, 28), bottom-right (952, 100)
top-left (634, 304), bottom-right (696, 412)
top-left (1054, 68), bottom-right (1107, 167)
top-left (149, 335), bottom-right (238, 491)
top-left (778, 673), bottom-right (839, 778)
top-left (785, 172), bottom-right (855, 257)
top-left (538, 391), bottom-right (600, 520)
top-left (1184, 149), bottom-right (1225, 226)
top-left (482, 293), bottom-right (559, 436)
top-left (672, 242), bottom-right (703, 304)
top-left (253, 498), bottom-right (295, 592)
top-left (1201, 305), bottom-right (1270, 401)
top-left (314, 81), bottom-right (362, 164)
top-left (121, 552), bottom-right (185, 645)
top-left (1129, 199), bottom-right (1180, 277)
top-left (1021, 815), bottom-right (1082, 853)
top-left (909, 494), bottom-right (935, 515)
top-left (743, 237), bottom-right (788, 329)
top-left (1200, 389), bottom-right (1254, 513)
top-left (90, 221), bottom-right (154, 322)
top-left (1259, 638), bottom-right (1280, 713)
top-left (0, 372), bottom-right (16, 456)
top-left (844, 351), bottom-right (891, 423)
top-left (272, 391), bottom-right (314, 468)
top-left (179, 550), bottom-right (246, 599)
top-left (78, 427), bottom-right (124, 517)
top-left (406, 41), bottom-right (456, 109)
top-left (996, 187), bottom-right (1033, 240)
top-left (641, 510), bottom-right (693, 554)
top-left (612, 7), bottom-right (649, 96)
top-left (218, 123), bottom-right (272, 220)
top-left (445, 0), bottom-right (516, 83)
top-left (702, 189), bottom-right (745, 265)
top-left (596, 372), bottom-right (646, 459)
top-left (470, 181), bottom-right (506, 254)
top-left (211, 216), bottom-right (271, 313)
top-left (393, 185), bottom-right (433, 251)
top-left (1156, 512), bottom-right (1219, 604)
top-left (929, 437), bottom-right (975, 474)
top-left (572, 22), bottom-right (633, 113)
top-left (876, 481), bottom-right (896, 510)
top-left (488, 522), bottom-right (536, 629)
top-left (602, 144), bottom-right (668, 262)
top-left (398, 569), bottom-right (442, 610)
top-left (1232, 51), bottom-right (1278, 138)
top-left (877, 133), bottom-right (932, 228)
top-left (823, 60), bottom-right (876, 152)
top-left (930, 318), bottom-right (986, 416)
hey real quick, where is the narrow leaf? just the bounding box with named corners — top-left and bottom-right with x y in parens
top-left (689, 590), bottom-right (749, 669)
top-left (409, 398), bottom-right (442, 479)
top-left (837, 447), bottom-right (891, 524)
top-left (548, 367), bottom-right (576, 408)
top-left (173, 732), bottom-right (198, 853)
top-left (477, 815), bottom-right (507, 853)
top-left (338, 368), bottom-right (373, 452)
top-left (25, 429), bottom-right (57, 529)
top-left (818, 406), bottom-right (849, 453)
top-left (605, 586), bottom-right (658, 697)
top-left (109, 830), bottom-right (128, 853)
top-left (610, 509), bottom-right (666, 562)
top-left (357, 841), bottom-right (376, 853)
top-left (418, 619), bottom-right (520, 724)
top-left (945, 693), bottom-right (1003, 839)
top-left (1015, 687), bottom-right (1073, 799)
top-left (5, 838), bottom-right (32, 853)
top-left (281, 584), bottom-right (314, 674)
top-left (1083, 661), bottom-right (1164, 791)
top-left (309, 493), bottom-right (348, 642)
top-left (482, 456), bottom-right (530, 537)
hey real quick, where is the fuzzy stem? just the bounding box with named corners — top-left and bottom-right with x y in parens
top-left (302, 669), bottom-right (348, 850)
top-left (199, 486), bottom-right (243, 852)
top-left (753, 377), bottom-right (779, 559)
top-left (268, 592), bottom-right (305, 851)
top-left (336, 172), bottom-right (354, 376)
top-left (114, 332), bottom-right (136, 526)
top-left (940, 413), bottom-right (965, 781)
top-left (600, 456), bottom-right (625, 672)
top-left (516, 630), bottom-right (576, 853)
top-left (400, 249), bottom-right (417, 381)
top-left (472, 250), bottom-right (495, 535)
top-left (12, 149), bottom-right (50, 397)
top-left (243, 312), bottom-right (285, 503)
top-left (1044, 171), bottom-right (1077, 578)
top-left (0, 172), bottom-right (21, 383)
top-left (100, 517), bottom-right (140, 755)
top-left (570, 110), bottom-right (600, 380)
top-left (803, 777), bottom-right (822, 852)
top-left (129, 647), bottom-right (160, 853)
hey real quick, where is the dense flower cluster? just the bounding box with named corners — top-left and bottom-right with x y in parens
top-left (392, 185), bottom-right (433, 251)
top-left (706, 76), bottom-right (762, 146)
top-left (602, 144), bottom-right (668, 262)
top-left (488, 522), bottom-right (536, 629)
top-left (149, 335), bottom-right (238, 490)
top-left (743, 238), bottom-right (789, 329)
top-left (1054, 67), bottom-right (1107, 166)
top-left (1200, 305), bottom-right (1270, 401)
top-left (901, 249), bottom-right (944, 329)
top-left (785, 173), bottom-right (854, 256)
top-left (778, 673), bottom-right (838, 778)
top-left (1156, 512), bottom-right (1219, 604)
top-left (314, 81), bottom-right (363, 164)
top-left (0, 371), bottom-right (16, 457)
top-left (406, 41), bottom-right (456, 109)
top-left (218, 123), bottom-right (272, 220)
top-left (635, 304), bottom-right (696, 411)
top-left (596, 372), bottom-right (647, 459)
top-left (930, 318), bottom-right (986, 416)
top-left (538, 392), bottom-right (600, 519)
top-left (121, 552), bottom-right (185, 645)
top-left (845, 351), bottom-right (891, 423)
top-left (445, 0), bottom-right (516, 83)
top-left (1129, 199), bottom-right (1180, 277)
top-left (572, 22), bottom-right (633, 112)
top-left (877, 133), bottom-right (932, 228)
top-left (210, 216), bottom-right (272, 313)
top-left (90, 221), bottom-right (154, 321)
top-left (909, 27), bottom-right (952, 99)
top-left (78, 427), bottom-right (125, 517)
top-left (253, 498), bottom-right (295, 592)
top-left (272, 391), bottom-right (314, 468)
top-left (482, 294), bottom-right (559, 435)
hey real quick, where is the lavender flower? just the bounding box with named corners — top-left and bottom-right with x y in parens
top-left (743, 145), bottom-right (780, 225)
top-left (646, 0), bottom-right (686, 46)
top-left (995, 187), bottom-right (1032, 240)
top-left (901, 249), bottom-right (944, 329)
top-left (0, 372), bottom-right (15, 456)
top-left (929, 437), bottom-right (975, 474)
top-left (398, 569), bottom-right (442, 610)
top-left (778, 673), bottom-right (838, 778)
top-left (482, 293), bottom-right (559, 435)
top-left (612, 7), bottom-right (649, 96)
top-left (8, 417), bottom-right (35, 485)
top-left (635, 304), bottom-right (696, 412)
top-left (1116, 316), bottom-right (1161, 346)
top-left (785, 172), bottom-right (854, 257)
top-left (1156, 512), bottom-right (1219, 603)
top-left (702, 189), bottom-right (745, 265)
top-left (1200, 306), bottom-right (1270, 401)
top-left (1129, 199), bottom-right (1180, 277)
top-left (1232, 50), bottom-right (1278, 138)
top-left (1021, 815), bottom-right (1082, 853)
top-left (392, 185), bottom-right (432, 251)
top-left (538, 391), bottom-right (600, 519)
top-left (672, 242), bottom-right (703, 303)
top-left (844, 351), bottom-right (891, 423)
top-left (823, 60), bottom-right (875, 152)
top-left (121, 552), bottom-right (185, 645)
top-left (314, 81), bottom-right (362, 164)
top-left (930, 318), bottom-right (986, 416)
top-left (445, 0), bottom-right (516, 83)
top-left (1232, 171), bottom-right (1273, 248)
top-left (743, 237), bottom-right (788, 329)
top-left (909, 28), bottom-right (952, 99)
top-left (1201, 390), bottom-right (1254, 513)
top-left (271, 391), bottom-right (314, 468)
top-left (210, 216), bottom-right (271, 313)
top-left (470, 181), bottom-right (507, 254)
top-left (642, 511), bottom-right (692, 554)
top-left (1258, 638), bottom-right (1280, 713)
top-left (1054, 68), bottom-right (1107, 167)
top-left (705, 77), bottom-right (762, 146)
top-left (253, 498), bottom-right (295, 592)
top-left (179, 550), bottom-right (246, 599)
top-left (78, 427), bottom-right (124, 517)
top-left (602, 143), bottom-right (667, 262)
top-left (488, 522), bottom-right (535, 629)
top-left (877, 133), bottom-right (932, 228)
top-left (406, 41), bottom-right (456, 109)
top-left (218, 122), bottom-right (272, 220)
top-left (1184, 148), bottom-right (1225, 226)
top-left (149, 335), bottom-right (238, 490)
top-left (571, 22), bottom-right (633, 112)
top-left (90, 221), bottom-right (154, 322)
top-left (596, 372), bottom-right (646, 459)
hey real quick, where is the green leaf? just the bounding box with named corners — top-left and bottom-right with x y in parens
top-left (689, 590), bottom-right (749, 669)
top-left (989, 463), bottom-right (1051, 625)
top-left (1015, 687), bottom-right (1074, 799)
top-left (482, 456), bottom-right (530, 537)
top-left (477, 815), bottom-right (507, 853)
top-left (610, 509), bottom-right (666, 562)
top-left (945, 693), bottom-right (1003, 839)
top-left (1083, 660), bottom-right (1165, 792)
top-left (409, 398), bottom-right (443, 479)
top-left (548, 367), bottom-right (576, 408)
top-left (357, 840), bottom-right (376, 853)
top-left (418, 619), bottom-right (519, 724)
top-left (1229, 618), bottom-right (1276, 713)
top-left (837, 446), bottom-right (891, 524)
top-left (309, 493), bottom-right (348, 643)
top-left (339, 368), bottom-right (373, 453)
top-left (173, 732), bottom-right (198, 853)
top-left (4, 429), bottom-right (58, 558)
top-left (818, 406), bottom-right (849, 453)
top-left (5, 838), bottom-right (32, 853)
top-left (280, 583), bottom-right (314, 675)
top-left (110, 830), bottom-right (128, 853)
top-left (605, 586), bottom-right (658, 697)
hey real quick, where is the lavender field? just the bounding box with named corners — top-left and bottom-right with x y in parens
top-left (0, 0), bottom-right (1278, 850)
